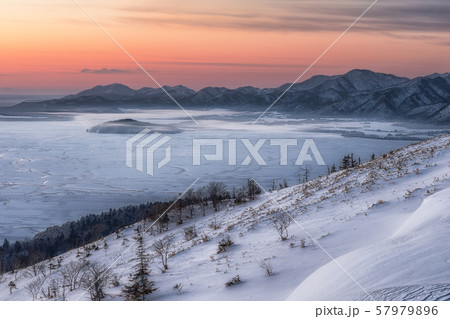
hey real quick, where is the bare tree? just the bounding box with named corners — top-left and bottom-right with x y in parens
top-left (247, 179), bottom-right (261, 200)
top-left (61, 260), bottom-right (86, 291)
top-left (233, 186), bottom-right (247, 204)
top-left (184, 188), bottom-right (197, 219)
top-left (209, 214), bottom-right (219, 230)
top-left (155, 203), bottom-right (169, 233)
top-left (61, 275), bottom-right (71, 301)
top-left (25, 276), bottom-right (46, 301)
top-left (195, 186), bottom-right (208, 216)
top-left (304, 166), bottom-right (310, 182)
top-left (173, 196), bottom-right (184, 225)
top-left (27, 261), bottom-right (47, 279)
top-left (257, 259), bottom-right (273, 276)
top-left (46, 278), bottom-right (61, 299)
top-left (153, 234), bottom-right (173, 272)
top-left (80, 262), bottom-right (112, 301)
top-left (271, 213), bottom-right (291, 241)
top-left (207, 181), bottom-right (228, 211)
top-left (12, 258), bottom-right (22, 280)
top-left (28, 251), bottom-right (43, 277)
top-left (36, 263), bottom-right (48, 278)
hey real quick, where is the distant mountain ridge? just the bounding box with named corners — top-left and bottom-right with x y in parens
top-left (4, 69), bottom-right (450, 122)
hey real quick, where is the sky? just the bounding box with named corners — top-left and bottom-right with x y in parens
top-left (0, 0), bottom-right (449, 94)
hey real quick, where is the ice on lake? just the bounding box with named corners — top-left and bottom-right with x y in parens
top-left (0, 110), bottom-right (445, 241)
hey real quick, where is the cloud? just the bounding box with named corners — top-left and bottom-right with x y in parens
top-left (155, 61), bottom-right (310, 68)
top-left (80, 68), bottom-right (138, 74)
top-left (118, 0), bottom-right (449, 35)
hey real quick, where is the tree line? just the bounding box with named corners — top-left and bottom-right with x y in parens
top-left (0, 179), bottom-right (262, 275)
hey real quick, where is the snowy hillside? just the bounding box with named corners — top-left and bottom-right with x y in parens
top-left (1, 134), bottom-right (449, 301)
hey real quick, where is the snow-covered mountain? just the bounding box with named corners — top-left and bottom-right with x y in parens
top-left (4, 69), bottom-right (450, 122)
top-left (67, 83), bottom-right (137, 99)
top-left (1, 134), bottom-right (449, 301)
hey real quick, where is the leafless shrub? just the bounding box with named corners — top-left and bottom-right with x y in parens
top-left (173, 283), bottom-right (184, 295)
top-left (217, 235), bottom-right (233, 253)
top-left (208, 215), bottom-right (219, 230)
top-left (271, 213), bottom-right (291, 241)
top-left (225, 275), bottom-right (241, 287)
top-left (300, 239), bottom-right (306, 248)
top-left (183, 226), bottom-right (197, 240)
top-left (370, 199), bottom-right (385, 209)
top-left (110, 274), bottom-right (121, 288)
top-left (257, 259), bottom-right (273, 276)
top-left (404, 189), bottom-right (413, 199)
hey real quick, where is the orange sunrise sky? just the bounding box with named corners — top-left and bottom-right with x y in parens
top-left (0, 0), bottom-right (449, 94)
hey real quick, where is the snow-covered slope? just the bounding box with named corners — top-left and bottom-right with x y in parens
top-left (1, 134), bottom-right (449, 301)
top-left (288, 188), bottom-right (450, 301)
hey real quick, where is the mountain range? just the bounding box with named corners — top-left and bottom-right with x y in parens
top-left (3, 69), bottom-right (450, 122)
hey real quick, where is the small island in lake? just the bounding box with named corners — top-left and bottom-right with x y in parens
top-left (88, 118), bottom-right (182, 134)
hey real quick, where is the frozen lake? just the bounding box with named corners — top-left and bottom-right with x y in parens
top-left (0, 109), bottom-right (446, 241)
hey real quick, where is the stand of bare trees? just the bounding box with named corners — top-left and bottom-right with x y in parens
top-left (25, 276), bottom-right (46, 301)
top-left (207, 181), bottom-right (229, 211)
top-left (60, 260), bottom-right (86, 291)
top-left (80, 262), bottom-right (112, 301)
